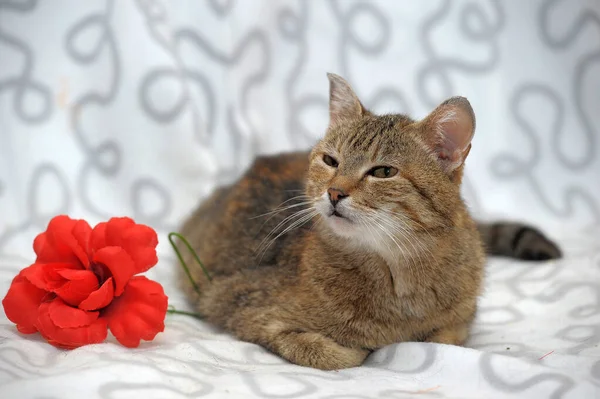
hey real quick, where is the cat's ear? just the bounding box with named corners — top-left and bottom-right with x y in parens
top-left (420, 96), bottom-right (476, 176)
top-left (327, 73), bottom-right (365, 126)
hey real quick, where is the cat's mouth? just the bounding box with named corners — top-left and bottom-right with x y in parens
top-left (329, 209), bottom-right (351, 221)
top-left (331, 210), bottom-right (344, 218)
top-left (323, 206), bottom-right (356, 236)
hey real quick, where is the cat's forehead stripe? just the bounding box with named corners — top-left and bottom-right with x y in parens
top-left (344, 114), bottom-right (413, 154)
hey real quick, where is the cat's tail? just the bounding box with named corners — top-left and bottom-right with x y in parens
top-left (476, 222), bottom-right (562, 261)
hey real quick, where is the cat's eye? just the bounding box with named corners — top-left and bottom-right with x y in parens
top-left (323, 154), bottom-right (339, 167)
top-left (369, 166), bottom-right (398, 178)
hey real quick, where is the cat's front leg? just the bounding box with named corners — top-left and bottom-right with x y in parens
top-left (239, 318), bottom-right (369, 370)
top-left (267, 327), bottom-right (370, 370)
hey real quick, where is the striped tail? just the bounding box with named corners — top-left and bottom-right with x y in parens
top-left (477, 222), bottom-right (562, 261)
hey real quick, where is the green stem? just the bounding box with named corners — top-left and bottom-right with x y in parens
top-left (167, 232), bottom-right (212, 320)
top-left (168, 232), bottom-right (212, 298)
top-left (167, 308), bottom-right (203, 319)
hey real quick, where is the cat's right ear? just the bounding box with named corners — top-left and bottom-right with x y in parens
top-left (419, 96), bottom-right (476, 177)
top-left (327, 73), bottom-right (365, 126)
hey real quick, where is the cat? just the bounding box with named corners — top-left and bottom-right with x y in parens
top-left (176, 73), bottom-right (561, 370)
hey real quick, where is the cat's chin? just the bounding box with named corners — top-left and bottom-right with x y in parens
top-left (324, 214), bottom-right (357, 238)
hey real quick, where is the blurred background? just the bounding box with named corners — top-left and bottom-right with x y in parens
top-left (1, 0), bottom-right (600, 263)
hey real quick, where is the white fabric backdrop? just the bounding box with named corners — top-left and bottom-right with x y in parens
top-left (1, 1), bottom-right (600, 398)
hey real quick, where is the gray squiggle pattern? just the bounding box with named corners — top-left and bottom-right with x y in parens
top-left (1, 1), bottom-right (599, 398)
top-left (0, 0), bottom-right (52, 124)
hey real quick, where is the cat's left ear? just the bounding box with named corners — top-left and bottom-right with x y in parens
top-left (420, 96), bottom-right (476, 176)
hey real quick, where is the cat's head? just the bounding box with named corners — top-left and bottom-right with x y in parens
top-left (306, 73), bottom-right (476, 251)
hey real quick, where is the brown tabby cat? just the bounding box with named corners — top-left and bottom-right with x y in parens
top-left (176, 73), bottom-right (561, 370)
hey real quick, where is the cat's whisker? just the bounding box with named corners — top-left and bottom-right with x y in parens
top-left (379, 210), bottom-right (436, 263)
top-left (250, 195), bottom-right (312, 219)
top-left (254, 199), bottom-right (315, 236)
top-left (309, 215), bottom-right (324, 232)
top-left (255, 207), bottom-right (316, 255)
top-left (381, 209), bottom-right (437, 247)
top-left (360, 215), bottom-right (396, 262)
top-left (368, 215), bottom-right (399, 252)
top-left (250, 200), bottom-right (313, 220)
top-left (375, 213), bottom-right (434, 273)
top-left (259, 194), bottom-right (311, 211)
top-left (256, 214), bottom-right (309, 257)
top-left (368, 211), bottom-right (427, 272)
top-left (377, 217), bottom-right (424, 256)
top-left (370, 214), bottom-right (418, 272)
top-left (266, 210), bottom-right (317, 247)
top-left (255, 206), bottom-right (315, 251)
top-left (256, 209), bottom-right (318, 264)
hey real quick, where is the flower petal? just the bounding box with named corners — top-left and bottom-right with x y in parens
top-left (53, 269), bottom-right (99, 306)
top-left (34, 216), bottom-right (91, 268)
top-left (21, 263), bottom-right (54, 290)
top-left (22, 263), bottom-right (79, 291)
top-left (36, 300), bottom-right (107, 349)
top-left (88, 221), bottom-right (107, 255)
top-left (92, 247), bottom-right (135, 296)
top-left (79, 277), bottom-right (114, 311)
top-left (71, 219), bottom-right (92, 257)
top-left (102, 276), bottom-right (168, 348)
top-left (2, 273), bottom-right (49, 334)
top-left (48, 297), bottom-right (99, 328)
top-left (89, 217), bottom-right (158, 274)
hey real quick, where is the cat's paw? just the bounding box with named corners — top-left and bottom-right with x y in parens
top-left (269, 327), bottom-right (370, 370)
top-left (310, 340), bottom-right (370, 370)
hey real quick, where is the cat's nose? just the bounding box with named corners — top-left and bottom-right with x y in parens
top-left (327, 188), bottom-right (348, 206)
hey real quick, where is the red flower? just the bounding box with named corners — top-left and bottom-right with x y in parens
top-left (2, 216), bottom-right (168, 349)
